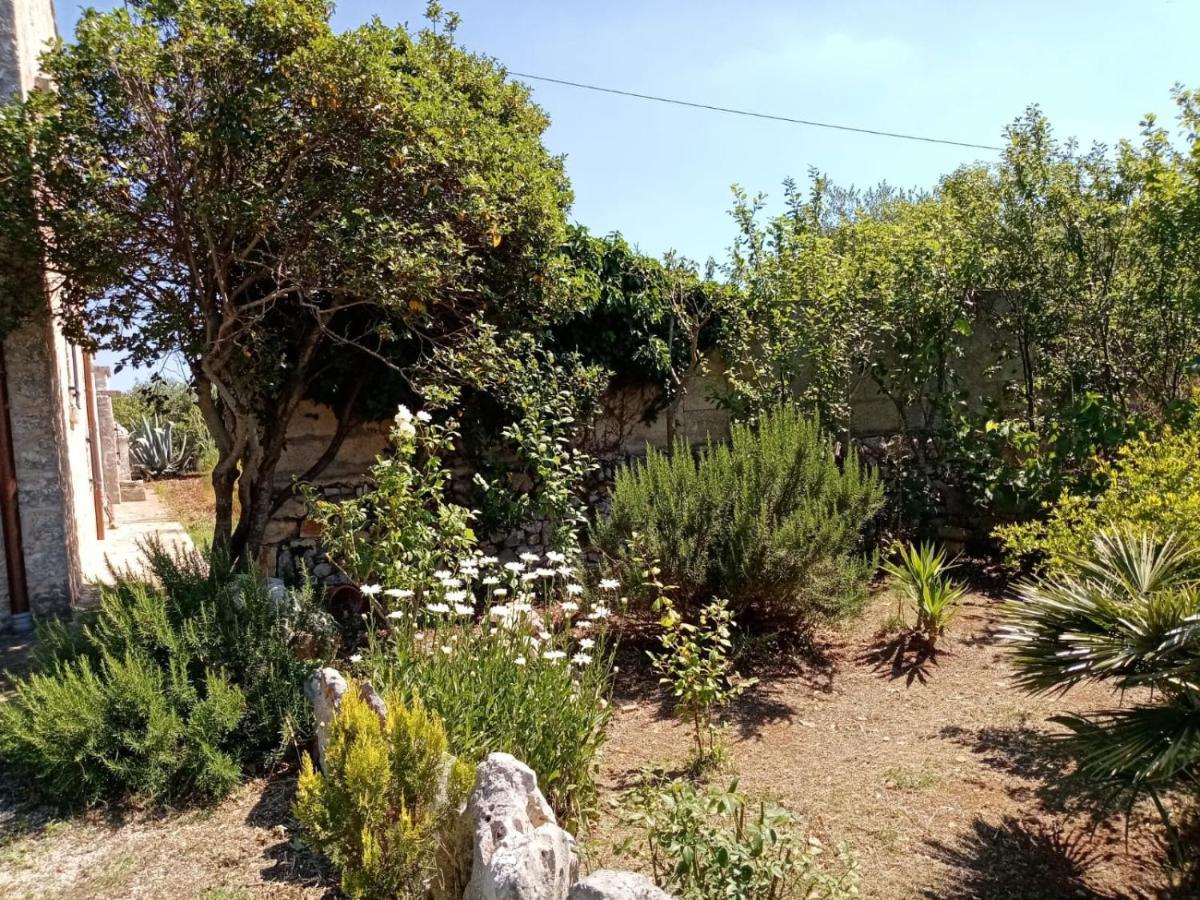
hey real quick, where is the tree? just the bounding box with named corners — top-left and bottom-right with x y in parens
top-left (0, 0), bottom-right (574, 559)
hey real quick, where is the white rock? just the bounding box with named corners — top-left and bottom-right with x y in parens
top-left (304, 667), bottom-right (348, 772)
top-left (568, 871), bottom-right (673, 900)
top-left (463, 753), bottom-right (577, 900)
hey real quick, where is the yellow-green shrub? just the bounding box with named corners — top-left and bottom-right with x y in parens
top-left (997, 424), bottom-right (1200, 573)
top-left (294, 687), bottom-right (473, 900)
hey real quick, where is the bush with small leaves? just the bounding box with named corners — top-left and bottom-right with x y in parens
top-left (594, 405), bottom-right (883, 625)
top-left (0, 542), bottom-right (323, 807)
top-left (294, 687), bottom-right (473, 900)
top-left (617, 775), bottom-right (861, 900)
top-left (651, 592), bottom-right (755, 772)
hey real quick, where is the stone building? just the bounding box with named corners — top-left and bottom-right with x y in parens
top-left (0, 0), bottom-right (115, 633)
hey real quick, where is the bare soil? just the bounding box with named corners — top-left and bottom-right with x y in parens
top-left (0, 584), bottom-right (1187, 898)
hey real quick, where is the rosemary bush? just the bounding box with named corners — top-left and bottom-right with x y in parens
top-left (594, 406), bottom-right (883, 624)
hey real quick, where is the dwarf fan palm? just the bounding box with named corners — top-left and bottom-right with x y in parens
top-left (1002, 530), bottom-right (1200, 860)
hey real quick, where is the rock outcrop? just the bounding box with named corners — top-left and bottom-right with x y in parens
top-left (463, 753), bottom-right (578, 900)
top-left (568, 871), bottom-right (673, 900)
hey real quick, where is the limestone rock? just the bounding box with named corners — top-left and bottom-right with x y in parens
top-left (463, 753), bottom-right (577, 900)
top-left (568, 871), bottom-right (673, 900)
top-left (304, 667), bottom-right (348, 772)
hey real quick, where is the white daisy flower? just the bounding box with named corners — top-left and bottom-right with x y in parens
top-left (542, 650), bottom-right (567, 662)
top-left (504, 561), bottom-right (525, 573)
top-left (571, 652), bottom-right (592, 666)
top-left (534, 567), bottom-right (556, 578)
top-left (539, 631), bottom-right (552, 641)
top-left (480, 556), bottom-right (500, 566)
top-left (566, 583), bottom-right (584, 596)
top-left (359, 584), bottom-right (382, 597)
top-left (589, 606), bottom-right (611, 620)
top-left (579, 638), bottom-right (595, 650)
top-left (425, 602), bottom-right (451, 614)
top-left (440, 644), bottom-right (452, 655)
top-left (519, 552), bottom-right (539, 563)
top-left (520, 572), bottom-right (538, 582)
top-left (557, 565), bottom-right (575, 577)
top-left (545, 551), bottom-right (566, 564)
top-left (349, 653), bottom-right (363, 663)
top-left (482, 576), bottom-right (500, 586)
top-left (454, 603), bottom-right (474, 616)
top-left (493, 588), bottom-right (509, 597)
top-left (514, 655), bottom-right (527, 667)
top-left (433, 569), bottom-right (452, 581)
top-left (561, 601), bottom-right (579, 614)
top-left (386, 610), bottom-right (405, 620)
top-left (599, 578), bottom-right (620, 591)
top-left (416, 409), bottom-right (433, 423)
top-left (384, 588), bottom-right (414, 599)
top-left (445, 590), bottom-right (468, 604)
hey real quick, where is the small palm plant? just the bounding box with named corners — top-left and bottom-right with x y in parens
top-left (1002, 530), bottom-right (1200, 864)
top-left (882, 541), bottom-right (966, 645)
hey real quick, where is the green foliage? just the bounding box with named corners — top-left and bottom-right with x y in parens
top-left (421, 325), bottom-right (604, 552)
top-left (0, 0), bottom-right (575, 556)
top-left (721, 91), bottom-right (1200, 523)
top-left (997, 421), bottom-right (1200, 573)
top-left (113, 380), bottom-right (216, 473)
top-left (305, 406), bottom-right (475, 587)
top-left (1002, 531), bottom-right (1200, 861)
top-left (129, 415), bottom-right (192, 478)
top-left (618, 775), bottom-right (860, 900)
top-left (294, 688), bottom-right (472, 900)
top-left (651, 593), bottom-right (755, 770)
top-left (360, 550), bottom-right (615, 827)
top-left (595, 406), bottom-right (884, 623)
top-left (881, 542), bottom-right (966, 644)
top-left (0, 543), bottom-right (324, 806)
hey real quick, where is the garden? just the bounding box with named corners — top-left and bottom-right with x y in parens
top-left (1, 1), bottom-right (1200, 898)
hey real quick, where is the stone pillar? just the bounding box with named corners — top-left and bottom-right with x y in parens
top-left (93, 365), bottom-right (122, 509)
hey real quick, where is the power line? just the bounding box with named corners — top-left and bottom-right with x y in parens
top-left (508, 71), bottom-right (1004, 153)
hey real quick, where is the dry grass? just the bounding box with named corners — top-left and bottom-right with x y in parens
top-left (0, 583), bottom-right (1187, 898)
top-left (150, 474), bottom-right (228, 547)
top-left (586, 587), bottom-right (1185, 899)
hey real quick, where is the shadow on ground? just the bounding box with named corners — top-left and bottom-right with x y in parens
top-left (923, 815), bottom-right (1115, 899)
top-left (247, 775), bottom-right (336, 895)
top-left (859, 630), bottom-right (946, 685)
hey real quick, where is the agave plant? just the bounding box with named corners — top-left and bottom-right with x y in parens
top-left (882, 541), bottom-right (966, 644)
top-left (130, 415), bottom-right (191, 477)
top-left (1002, 529), bottom-right (1200, 861)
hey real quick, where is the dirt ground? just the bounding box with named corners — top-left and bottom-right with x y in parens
top-left (150, 475), bottom-right (231, 547)
top-left (0, 584), bottom-right (1187, 899)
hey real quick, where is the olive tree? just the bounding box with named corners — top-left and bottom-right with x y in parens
top-left (0, 0), bottom-right (574, 559)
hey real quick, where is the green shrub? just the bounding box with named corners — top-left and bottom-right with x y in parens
top-left (651, 593), bottom-right (755, 771)
top-left (1002, 530), bottom-right (1200, 863)
top-left (594, 406), bottom-right (884, 623)
top-left (294, 687), bottom-right (473, 900)
top-left (881, 542), bottom-right (966, 645)
top-left (361, 550), bottom-right (614, 827)
top-left (0, 543), bottom-right (324, 806)
top-left (997, 423), bottom-right (1200, 574)
top-left (618, 775), bottom-right (861, 900)
top-left (305, 406), bottom-right (475, 587)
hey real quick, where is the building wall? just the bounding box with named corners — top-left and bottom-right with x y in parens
top-left (0, 0), bottom-right (100, 629)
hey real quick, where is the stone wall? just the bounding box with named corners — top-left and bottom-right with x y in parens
top-left (262, 296), bottom-right (1022, 580)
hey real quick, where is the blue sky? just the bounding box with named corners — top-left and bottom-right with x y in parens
top-left (57, 0), bottom-right (1200, 385)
